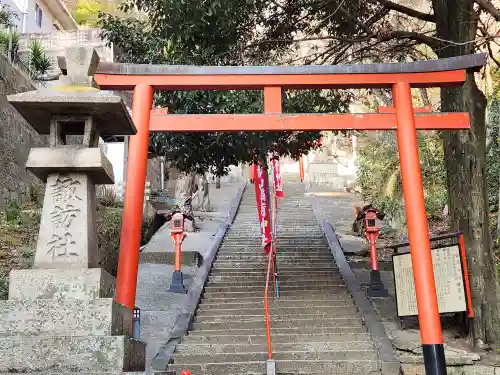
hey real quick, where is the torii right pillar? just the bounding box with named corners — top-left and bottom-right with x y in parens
top-left (393, 82), bottom-right (445, 375)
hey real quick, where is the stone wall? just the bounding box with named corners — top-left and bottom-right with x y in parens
top-left (0, 54), bottom-right (46, 207)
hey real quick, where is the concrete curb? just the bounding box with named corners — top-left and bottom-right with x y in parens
top-left (151, 181), bottom-right (247, 371)
top-left (308, 194), bottom-right (401, 375)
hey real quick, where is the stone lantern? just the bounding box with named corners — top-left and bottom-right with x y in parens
top-left (0, 46), bottom-right (145, 373)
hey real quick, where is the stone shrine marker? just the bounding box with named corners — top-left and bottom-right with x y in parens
top-left (0, 46), bottom-right (145, 373)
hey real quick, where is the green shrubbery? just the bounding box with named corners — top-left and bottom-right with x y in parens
top-left (357, 96), bottom-right (500, 235)
top-left (357, 131), bottom-right (447, 230)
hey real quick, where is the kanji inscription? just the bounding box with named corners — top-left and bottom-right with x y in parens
top-left (46, 175), bottom-right (82, 259)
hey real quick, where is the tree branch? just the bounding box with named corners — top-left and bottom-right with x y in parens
top-left (374, 0), bottom-right (435, 23)
top-left (338, 6), bottom-right (373, 35)
top-left (487, 39), bottom-right (500, 68)
top-left (475, 0), bottom-right (500, 21)
top-left (380, 30), bottom-right (440, 49)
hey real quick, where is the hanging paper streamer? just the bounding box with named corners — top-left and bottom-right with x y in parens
top-left (272, 155), bottom-right (284, 198)
top-left (254, 164), bottom-right (272, 252)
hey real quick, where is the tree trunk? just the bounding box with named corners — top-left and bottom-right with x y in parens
top-left (199, 174), bottom-right (211, 212)
top-left (497, 178), bottom-right (500, 240)
top-left (216, 176), bottom-right (221, 189)
top-left (419, 88), bottom-right (431, 107)
top-left (433, 0), bottom-right (500, 345)
top-left (175, 172), bottom-right (198, 231)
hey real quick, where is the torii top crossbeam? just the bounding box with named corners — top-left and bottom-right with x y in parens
top-left (95, 53), bottom-right (485, 90)
top-left (94, 53), bottom-right (486, 132)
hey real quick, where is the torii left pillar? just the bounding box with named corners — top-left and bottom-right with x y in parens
top-left (116, 84), bottom-right (153, 310)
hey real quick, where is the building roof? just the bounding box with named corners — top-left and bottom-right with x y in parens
top-left (41, 0), bottom-right (78, 31)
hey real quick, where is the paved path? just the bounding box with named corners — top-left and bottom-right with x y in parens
top-left (135, 182), bottom-right (244, 368)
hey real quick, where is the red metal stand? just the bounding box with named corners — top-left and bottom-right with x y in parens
top-left (364, 210), bottom-right (388, 297)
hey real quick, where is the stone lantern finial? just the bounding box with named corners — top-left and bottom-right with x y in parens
top-left (57, 46), bottom-right (100, 86)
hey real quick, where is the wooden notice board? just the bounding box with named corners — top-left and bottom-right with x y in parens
top-left (393, 244), bottom-right (467, 317)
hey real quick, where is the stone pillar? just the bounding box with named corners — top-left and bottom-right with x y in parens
top-left (0, 46), bottom-right (145, 373)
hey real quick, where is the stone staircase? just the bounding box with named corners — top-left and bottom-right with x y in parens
top-left (167, 176), bottom-right (382, 374)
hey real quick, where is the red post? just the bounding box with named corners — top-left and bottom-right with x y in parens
top-left (368, 234), bottom-right (379, 271)
top-left (393, 82), bottom-right (446, 374)
top-left (180, 370), bottom-right (191, 375)
top-left (116, 84), bottom-right (153, 310)
top-left (299, 156), bottom-right (304, 182)
top-left (458, 234), bottom-right (474, 318)
top-left (264, 86), bottom-right (282, 113)
top-left (174, 234), bottom-right (182, 271)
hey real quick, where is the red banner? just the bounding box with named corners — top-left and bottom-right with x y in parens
top-left (254, 164), bottom-right (272, 252)
top-left (272, 155), bottom-right (284, 198)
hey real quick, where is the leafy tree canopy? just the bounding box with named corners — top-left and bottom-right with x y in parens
top-left (99, 0), bottom-right (350, 175)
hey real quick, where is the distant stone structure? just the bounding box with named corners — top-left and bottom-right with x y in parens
top-left (0, 46), bottom-right (145, 372)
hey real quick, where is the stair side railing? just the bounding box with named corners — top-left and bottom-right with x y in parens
top-left (264, 161), bottom-right (280, 362)
top-left (264, 249), bottom-right (274, 360)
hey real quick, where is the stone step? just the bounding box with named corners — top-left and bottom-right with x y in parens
top-left (221, 241), bottom-right (328, 246)
top-left (210, 290), bottom-right (353, 299)
top-left (189, 326), bottom-right (368, 337)
top-left (171, 349), bottom-right (377, 365)
top-left (204, 284), bottom-right (344, 293)
top-left (217, 249), bottom-right (330, 254)
top-left (199, 299), bottom-right (355, 309)
top-left (222, 236), bottom-right (325, 241)
top-left (205, 280), bottom-right (343, 289)
top-left (214, 258), bottom-right (334, 264)
top-left (207, 275), bottom-right (342, 283)
top-left (209, 268), bottom-right (335, 274)
top-left (216, 255), bottom-right (333, 261)
top-left (212, 261), bottom-right (336, 268)
top-left (168, 359), bottom-right (380, 375)
top-left (175, 341), bottom-right (374, 356)
top-left (182, 332), bottom-right (370, 345)
top-left (192, 317), bottom-right (363, 330)
top-left (0, 298), bottom-right (131, 338)
top-left (209, 269), bottom-right (339, 276)
top-left (202, 289), bottom-right (346, 299)
top-left (0, 336), bottom-right (145, 373)
top-left (224, 234), bottom-right (326, 239)
top-left (201, 294), bottom-right (353, 304)
top-left (196, 305), bottom-right (358, 317)
top-left (218, 247), bottom-right (330, 252)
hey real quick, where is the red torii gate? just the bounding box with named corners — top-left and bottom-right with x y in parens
top-left (94, 53), bottom-right (487, 375)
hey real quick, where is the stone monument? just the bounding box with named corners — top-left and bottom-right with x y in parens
top-left (0, 46), bottom-right (146, 373)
